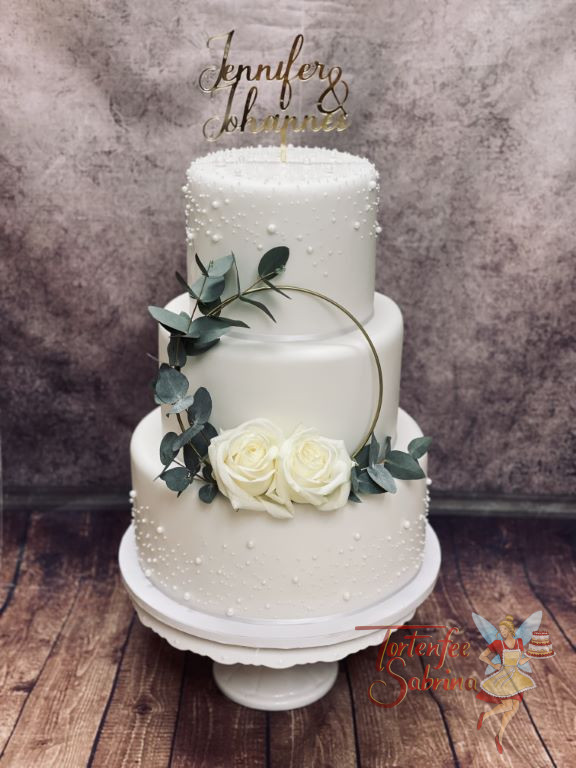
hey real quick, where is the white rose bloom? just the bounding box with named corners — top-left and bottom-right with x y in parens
top-left (277, 426), bottom-right (355, 511)
top-left (208, 419), bottom-right (293, 518)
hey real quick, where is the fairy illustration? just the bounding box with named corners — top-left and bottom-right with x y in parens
top-left (472, 610), bottom-right (542, 754)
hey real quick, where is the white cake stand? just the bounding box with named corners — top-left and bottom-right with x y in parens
top-left (119, 522), bottom-right (441, 711)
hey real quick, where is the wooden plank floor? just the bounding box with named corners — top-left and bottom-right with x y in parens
top-left (0, 506), bottom-right (574, 767)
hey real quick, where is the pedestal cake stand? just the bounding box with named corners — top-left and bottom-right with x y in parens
top-left (119, 522), bottom-right (441, 711)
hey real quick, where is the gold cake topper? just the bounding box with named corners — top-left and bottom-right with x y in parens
top-left (199, 31), bottom-right (349, 157)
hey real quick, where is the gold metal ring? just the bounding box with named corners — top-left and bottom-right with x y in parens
top-left (216, 284), bottom-right (383, 458)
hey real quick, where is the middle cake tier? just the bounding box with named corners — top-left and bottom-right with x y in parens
top-left (159, 291), bottom-right (403, 453)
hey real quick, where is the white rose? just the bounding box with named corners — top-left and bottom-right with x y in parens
top-left (208, 419), bottom-right (293, 518)
top-left (277, 426), bottom-right (355, 511)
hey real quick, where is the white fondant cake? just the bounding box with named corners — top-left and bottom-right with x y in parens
top-left (184, 146), bottom-right (379, 337)
top-left (130, 145), bottom-right (431, 621)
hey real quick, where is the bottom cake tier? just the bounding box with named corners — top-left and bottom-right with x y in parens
top-left (130, 407), bottom-right (430, 621)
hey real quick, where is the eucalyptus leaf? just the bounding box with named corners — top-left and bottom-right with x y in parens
top-left (167, 335), bottom-right (187, 368)
top-left (160, 466), bottom-right (192, 493)
top-left (159, 431), bottom-right (179, 466)
top-left (231, 252), bottom-right (241, 294)
top-left (189, 423), bottom-right (218, 458)
top-left (386, 450), bottom-right (425, 480)
top-left (153, 364), bottom-right (189, 404)
top-left (187, 387), bottom-right (212, 426)
top-left (148, 306), bottom-right (191, 335)
top-left (202, 422), bottom-right (219, 442)
top-left (183, 444), bottom-right (201, 474)
top-left (185, 315), bottom-right (249, 344)
top-left (182, 337), bottom-right (221, 356)
top-left (190, 275), bottom-right (225, 303)
top-left (380, 435), bottom-right (392, 461)
top-left (197, 298), bottom-right (222, 317)
top-left (407, 436), bottom-right (433, 460)
top-left (261, 278), bottom-right (291, 299)
top-left (348, 489), bottom-right (362, 503)
top-left (199, 483), bottom-right (218, 503)
top-left (354, 444), bottom-right (370, 470)
top-left (239, 294), bottom-right (276, 322)
top-left (351, 465), bottom-right (360, 494)
top-left (258, 246), bottom-right (289, 278)
top-left (355, 468), bottom-right (385, 495)
top-left (175, 271), bottom-right (196, 297)
top-left (369, 433), bottom-right (380, 467)
top-left (367, 464), bottom-right (397, 493)
top-left (195, 253), bottom-right (209, 276)
top-left (207, 253), bottom-right (235, 277)
top-left (167, 394), bottom-right (196, 414)
top-left (172, 422), bottom-right (206, 451)
top-left (202, 464), bottom-right (214, 482)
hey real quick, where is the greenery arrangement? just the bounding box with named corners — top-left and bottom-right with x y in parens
top-left (348, 432), bottom-right (431, 502)
top-left (148, 246), bottom-right (431, 509)
top-left (149, 246), bottom-right (290, 501)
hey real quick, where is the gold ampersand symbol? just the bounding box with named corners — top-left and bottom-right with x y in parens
top-left (317, 67), bottom-right (349, 118)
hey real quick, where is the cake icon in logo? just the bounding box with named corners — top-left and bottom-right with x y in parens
top-left (525, 629), bottom-right (555, 658)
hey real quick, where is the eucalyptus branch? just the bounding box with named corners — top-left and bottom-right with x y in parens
top-left (205, 272), bottom-right (281, 317)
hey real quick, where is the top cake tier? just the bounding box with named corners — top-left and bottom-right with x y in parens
top-left (184, 146), bottom-right (380, 338)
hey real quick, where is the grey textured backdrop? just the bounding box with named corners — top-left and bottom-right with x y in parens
top-left (1, 1), bottom-right (575, 495)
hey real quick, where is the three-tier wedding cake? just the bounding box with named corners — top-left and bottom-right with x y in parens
top-left (129, 145), bottom-right (430, 621)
